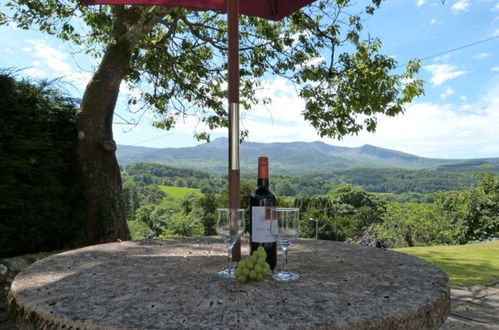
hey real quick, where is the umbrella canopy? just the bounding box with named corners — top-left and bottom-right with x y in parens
top-left (82, 0), bottom-right (316, 21)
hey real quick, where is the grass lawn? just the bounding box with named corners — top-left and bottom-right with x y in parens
top-left (158, 185), bottom-right (202, 199)
top-left (392, 241), bottom-right (499, 286)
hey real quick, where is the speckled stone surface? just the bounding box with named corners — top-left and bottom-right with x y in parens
top-left (9, 237), bottom-right (450, 329)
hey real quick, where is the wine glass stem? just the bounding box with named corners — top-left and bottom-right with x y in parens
top-left (227, 247), bottom-right (233, 270)
top-left (282, 246), bottom-right (289, 272)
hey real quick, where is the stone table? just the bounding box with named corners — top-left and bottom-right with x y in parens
top-left (9, 237), bottom-right (450, 329)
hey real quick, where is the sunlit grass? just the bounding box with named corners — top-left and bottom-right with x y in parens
top-left (158, 185), bottom-right (202, 199)
top-left (392, 241), bottom-right (499, 286)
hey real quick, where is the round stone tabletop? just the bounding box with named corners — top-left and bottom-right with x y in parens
top-left (9, 237), bottom-right (449, 329)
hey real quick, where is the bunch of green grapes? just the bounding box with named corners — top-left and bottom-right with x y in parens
top-left (235, 246), bottom-right (271, 283)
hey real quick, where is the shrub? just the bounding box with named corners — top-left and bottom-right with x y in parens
top-left (0, 73), bottom-right (84, 257)
top-left (374, 202), bottom-right (463, 247)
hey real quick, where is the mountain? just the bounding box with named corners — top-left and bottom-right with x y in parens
top-left (116, 138), bottom-right (499, 174)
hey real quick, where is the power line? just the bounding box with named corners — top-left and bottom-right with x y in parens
top-left (397, 35), bottom-right (499, 68)
top-left (134, 132), bottom-right (175, 145)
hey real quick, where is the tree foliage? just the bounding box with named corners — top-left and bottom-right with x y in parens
top-left (1, 0), bottom-right (423, 140)
top-left (294, 184), bottom-right (384, 241)
top-left (0, 72), bottom-right (85, 257)
top-left (436, 174), bottom-right (499, 243)
top-left (1, 0), bottom-right (425, 242)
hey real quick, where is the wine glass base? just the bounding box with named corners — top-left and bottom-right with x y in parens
top-left (217, 268), bottom-right (236, 279)
top-left (272, 271), bottom-right (299, 283)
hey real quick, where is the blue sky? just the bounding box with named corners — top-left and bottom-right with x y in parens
top-left (1, 0), bottom-right (498, 159)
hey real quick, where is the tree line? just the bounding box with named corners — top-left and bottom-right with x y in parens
top-left (125, 162), bottom-right (480, 196)
top-left (122, 163), bottom-right (499, 248)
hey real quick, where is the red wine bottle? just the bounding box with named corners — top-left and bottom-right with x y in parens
top-left (249, 156), bottom-right (277, 270)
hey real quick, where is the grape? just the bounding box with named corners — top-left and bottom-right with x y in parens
top-left (235, 267), bottom-right (242, 277)
top-left (254, 264), bottom-right (263, 273)
top-left (235, 253), bottom-right (270, 284)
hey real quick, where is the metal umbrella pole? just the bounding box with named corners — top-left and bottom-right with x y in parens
top-left (228, 0), bottom-right (241, 261)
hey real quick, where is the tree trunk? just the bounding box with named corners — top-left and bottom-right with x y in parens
top-left (76, 26), bottom-right (135, 244)
top-left (76, 7), bottom-right (175, 244)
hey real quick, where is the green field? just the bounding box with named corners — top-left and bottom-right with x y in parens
top-left (393, 241), bottom-right (499, 286)
top-left (158, 185), bottom-right (202, 199)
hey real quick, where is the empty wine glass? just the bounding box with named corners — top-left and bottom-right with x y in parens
top-left (270, 208), bottom-right (300, 283)
top-left (216, 208), bottom-right (245, 279)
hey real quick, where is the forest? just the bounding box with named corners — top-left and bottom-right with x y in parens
top-left (125, 162), bottom-right (478, 197)
top-left (122, 162), bottom-right (499, 249)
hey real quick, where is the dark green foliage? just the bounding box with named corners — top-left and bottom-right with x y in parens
top-left (294, 184), bottom-right (384, 241)
top-left (436, 160), bottom-right (499, 173)
top-left (0, 73), bottom-right (84, 257)
top-left (126, 162), bottom-right (209, 179)
top-left (436, 174), bottom-right (499, 243)
top-left (304, 168), bottom-right (477, 194)
top-left (121, 160), bottom-right (481, 196)
top-left (371, 174), bottom-right (499, 247)
top-left (122, 162), bottom-right (498, 247)
top-left (374, 202), bottom-right (462, 247)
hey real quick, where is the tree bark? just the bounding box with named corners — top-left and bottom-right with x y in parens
top-left (76, 37), bottom-right (132, 243)
top-left (76, 6), bottom-right (178, 244)
top-left (76, 7), bottom-right (144, 244)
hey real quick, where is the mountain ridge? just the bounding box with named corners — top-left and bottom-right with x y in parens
top-left (117, 137), bottom-right (499, 174)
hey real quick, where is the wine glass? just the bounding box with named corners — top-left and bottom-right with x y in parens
top-left (216, 208), bottom-right (245, 279)
top-left (270, 208), bottom-right (300, 283)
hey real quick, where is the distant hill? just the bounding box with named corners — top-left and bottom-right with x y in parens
top-left (117, 138), bottom-right (499, 174)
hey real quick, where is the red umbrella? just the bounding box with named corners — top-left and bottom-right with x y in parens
top-left (83, 0), bottom-right (315, 21)
top-left (83, 0), bottom-right (317, 259)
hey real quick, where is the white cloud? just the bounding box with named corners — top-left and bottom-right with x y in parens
top-left (424, 64), bottom-right (470, 86)
top-left (492, 3), bottom-right (499, 11)
top-left (24, 40), bottom-right (72, 74)
top-left (332, 83), bottom-right (499, 158)
top-left (494, 29), bottom-right (499, 36)
top-left (416, 0), bottom-right (427, 7)
top-left (244, 78), bottom-right (304, 125)
top-left (460, 95), bottom-right (468, 101)
top-left (440, 87), bottom-right (455, 99)
top-left (451, 0), bottom-right (470, 13)
top-left (472, 52), bottom-right (492, 60)
top-left (24, 68), bottom-right (46, 78)
top-left (492, 66), bottom-right (499, 72)
top-left (430, 18), bottom-right (440, 25)
top-left (19, 39), bottom-right (91, 90)
top-left (432, 54), bottom-right (452, 63)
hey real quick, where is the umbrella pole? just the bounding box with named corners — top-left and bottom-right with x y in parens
top-left (228, 0), bottom-right (241, 261)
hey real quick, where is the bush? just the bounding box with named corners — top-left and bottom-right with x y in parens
top-left (0, 73), bottom-right (84, 257)
top-left (374, 202), bottom-right (463, 247)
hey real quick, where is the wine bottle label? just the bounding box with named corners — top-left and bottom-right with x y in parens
top-left (251, 206), bottom-right (277, 243)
